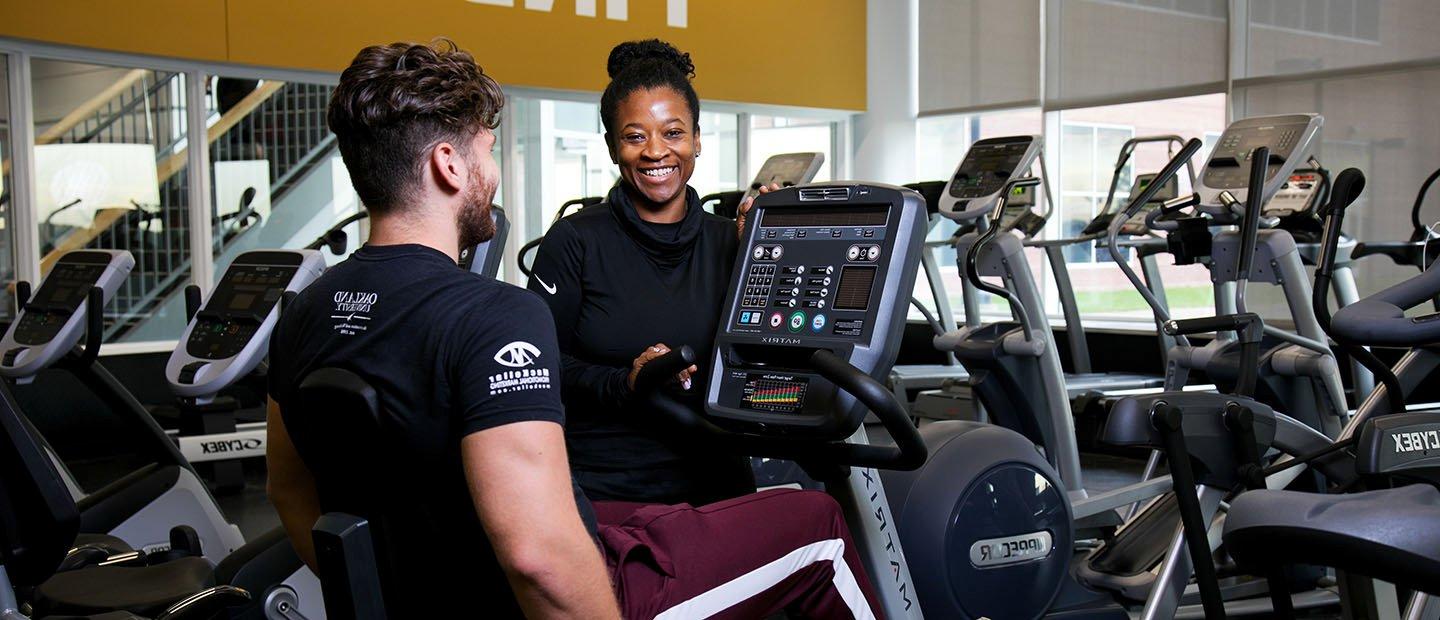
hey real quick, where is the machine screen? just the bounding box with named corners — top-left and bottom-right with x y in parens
top-left (1202, 118), bottom-right (1310, 190)
top-left (740, 373), bottom-right (809, 414)
top-left (1120, 174), bottom-right (1177, 233)
top-left (12, 260), bottom-right (110, 346)
top-left (762, 205), bottom-right (889, 228)
top-left (748, 154), bottom-right (822, 196)
top-left (186, 263), bottom-right (297, 360)
top-left (206, 265), bottom-right (296, 321)
top-left (948, 137), bottom-right (1033, 199)
top-left (29, 263), bottom-right (105, 313)
top-left (1264, 171), bottom-right (1323, 217)
top-left (834, 266), bottom-right (876, 311)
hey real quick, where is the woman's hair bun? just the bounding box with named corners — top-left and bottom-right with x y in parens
top-left (607, 39), bottom-right (695, 79)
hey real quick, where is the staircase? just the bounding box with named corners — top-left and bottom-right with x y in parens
top-left (33, 71), bottom-right (338, 340)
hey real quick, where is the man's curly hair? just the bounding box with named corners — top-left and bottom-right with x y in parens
top-left (328, 39), bottom-right (504, 213)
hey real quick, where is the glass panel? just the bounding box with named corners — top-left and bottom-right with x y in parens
top-left (750, 115), bottom-right (833, 182)
top-left (1246, 0), bottom-right (1440, 78)
top-left (0, 56), bottom-right (15, 322)
top-left (690, 111), bottom-right (739, 198)
top-left (1053, 93), bottom-right (1226, 321)
top-left (1239, 68), bottom-right (1440, 318)
top-left (544, 100), bottom-right (616, 225)
top-left (30, 59), bottom-right (191, 342)
top-left (207, 77), bottom-right (355, 278)
top-left (913, 109), bottom-right (1044, 321)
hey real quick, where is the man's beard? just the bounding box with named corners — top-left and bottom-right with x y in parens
top-left (458, 168), bottom-right (497, 251)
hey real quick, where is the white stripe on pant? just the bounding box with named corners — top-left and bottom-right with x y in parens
top-left (653, 538), bottom-right (876, 620)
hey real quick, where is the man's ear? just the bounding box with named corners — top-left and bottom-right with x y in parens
top-left (430, 142), bottom-right (464, 194)
top-left (605, 133), bottom-right (618, 165)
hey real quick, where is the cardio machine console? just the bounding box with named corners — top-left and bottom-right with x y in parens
top-left (0, 250), bottom-right (134, 381)
top-left (1264, 170), bottom-right (1325, 217)
top-left (1080, 172), bottom-right (1178, 237)
top-left (1197, 114), bottom-right (1322, 207)
top-left (1119, 172), bottom-right (1178, 235)
top-left (742, 152), bottom-right (826, 204)
top-left (167, 250), bottom-right (326, 399)
top-left (939, 135), bottom-right (1043, 220)
top-left (709, 184), bottom-right (927, 437)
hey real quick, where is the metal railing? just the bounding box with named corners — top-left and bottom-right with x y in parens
top-left (210, 81), bottom-right (336, 254)
top-left (37, 72), bottom-right (336, 339)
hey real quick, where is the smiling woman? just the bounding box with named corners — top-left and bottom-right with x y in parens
top-left (525, 39), bottom-right (759, 508)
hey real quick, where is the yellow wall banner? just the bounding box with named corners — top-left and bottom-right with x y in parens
top-left (0, 0), bottom-right (866, 110)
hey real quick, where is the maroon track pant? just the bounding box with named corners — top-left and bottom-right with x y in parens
top-left (594, 488), bottom-right (882, 620)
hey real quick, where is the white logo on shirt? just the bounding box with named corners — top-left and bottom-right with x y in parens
top-left (534, 275), bottom-right (558, 295)
top-left (489, 368), bottom-right (552, 396)
top-left (494, 341), bottom-right (542, 368)
top-left (331, 291), bottom-right (378, 336)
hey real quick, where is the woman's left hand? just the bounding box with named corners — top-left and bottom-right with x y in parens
top-left (736, 183), bottom-right (782, 240)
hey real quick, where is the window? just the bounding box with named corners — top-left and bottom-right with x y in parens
top-left (30, 59), bottom-right (194, 342)
top-left (1059, 121), bottom-right (1134, 263)
top-left (0, 56), bottom-right (13, 323)
top-left (691, 111), bottom-right (740, 198)
top-left (913, 108), bottom-right (1044, 321)
top-left (205, 76), bottom-right (360, 274)
top-left (1051, 93), bottom-right (1226, 321)
top-left (1238, 67), bottom-right (1440, 319)
top-left (750, 115), bottom-right (834, 182)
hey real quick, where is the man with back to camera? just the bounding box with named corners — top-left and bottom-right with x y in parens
top-left (264, 40), bottom-right (883, 618)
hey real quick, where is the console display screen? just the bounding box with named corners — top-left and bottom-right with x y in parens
top-left (834, 266), bottom-right (876, 311)
top-left (761, 205), bottom-right (889, 228)
top-left (30, 263), bottom-right (106, 312)
top-left (949, 137), bottom-right (1033, 199)
top-left (741, 373), bottom-right (809, 413)
top-left (206, 265), bottom-right (297, 321)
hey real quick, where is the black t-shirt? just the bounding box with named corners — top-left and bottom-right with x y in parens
top-left (527, 185), bottom-right (756, 505)
top-left (268, 243), bottom-right (595, 617)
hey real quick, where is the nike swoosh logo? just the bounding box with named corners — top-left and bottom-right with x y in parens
top-left (535, 275), bottom-right (557, 295)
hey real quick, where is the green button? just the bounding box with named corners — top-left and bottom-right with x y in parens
top-left (788, 311), bottom-right (805, 333)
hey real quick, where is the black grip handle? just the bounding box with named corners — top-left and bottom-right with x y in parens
top-left (15, 280), bottom-right (31, 314)
top-left (633, 346), bottom-right (696, 394)
top-left (1411, 167), bottom-right (1440, 235)
top-left (964, 177), bottom-right (1043, 318)
top-left (1163, 313), bottom-right (1262, 340)
top-left (636, 351), bottom-right (927, 471)
top-left (980, 176), bottom-right (1041, 225)
top-left (1164, 312), bottom-right (1262, 397)
top-left (184, 285), bottom-right (203, 322)
top-left (1322, 167), bottom-right (1366, 218)
top-left (809, 349), bottom-right (928, 470)
top-left (76, 287), bottom-right (105, 367)
top-left (1236, 146), bottom-right (1270, 282)
top-left (1315, 169), bottom-right (1366, 280)
top-left (516, 238), bottom-right (542, 279)
top-left (1312, 168), bottom-right (1406, 412)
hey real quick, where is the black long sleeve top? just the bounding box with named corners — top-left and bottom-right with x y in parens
top-left (526, 185), bottom-right (756, 505)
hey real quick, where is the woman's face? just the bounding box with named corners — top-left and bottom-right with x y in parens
top-left (609, 87), bottom-right (699, 210)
